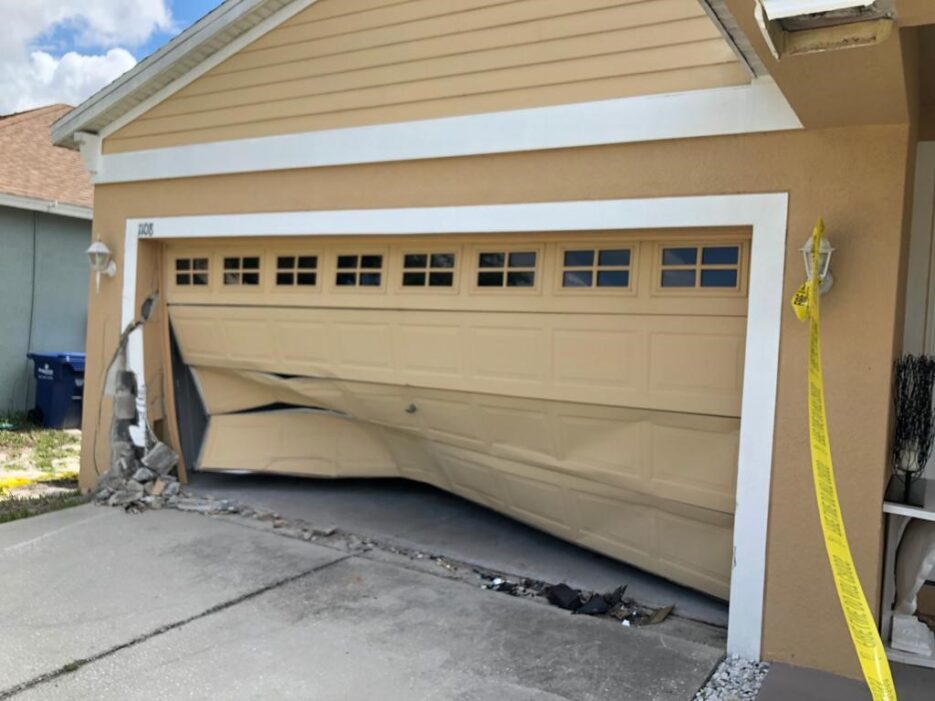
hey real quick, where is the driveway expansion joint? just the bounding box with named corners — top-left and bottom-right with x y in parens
top-left (0, 554), bottom-right (350, 700)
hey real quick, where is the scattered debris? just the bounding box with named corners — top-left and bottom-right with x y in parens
top-left (577, 585), bottom-right (628, 617)
top-left (141, 441), bottom-right (178, 475)
top-left (546, 583), bottom-right (582, 611)
top-left (481, 576), bottom-right (673, 627)
top-left (107, 480), bottom-right (143, 507)
top-left (480, 574), bottom-right (545, 598)
top-left (693, 656), bottom-right (770, 701)
top-left (649, 604), bottom-right (674, 625)
top-left (131, 467), bottom-right (156, 483)
top-left (174, 497), bottom-right (226, 514)
top-left (435, 558), bottom-right (458, 573)
top-left (575, 593), bottom-right (611, 616)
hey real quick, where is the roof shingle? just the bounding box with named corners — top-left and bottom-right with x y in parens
top-left (0, 104), bottom-right (93, 209)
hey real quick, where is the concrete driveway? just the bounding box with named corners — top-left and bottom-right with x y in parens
top-left (0, 504), bottom-right (723, 700)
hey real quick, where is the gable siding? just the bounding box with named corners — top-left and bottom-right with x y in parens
top-left (104, 0), bottom-right (749, 154)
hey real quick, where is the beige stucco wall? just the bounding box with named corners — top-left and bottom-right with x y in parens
top-left (104, 0), bottom-right (748, 154)
top-left (82, 123), bottom-right (913, 678)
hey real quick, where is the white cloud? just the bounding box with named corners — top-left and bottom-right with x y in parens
top-left (0, 0), bottom-right (174, 113)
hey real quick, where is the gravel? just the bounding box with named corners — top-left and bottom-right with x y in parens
top-left (694, 655), bottom-right (769, 701)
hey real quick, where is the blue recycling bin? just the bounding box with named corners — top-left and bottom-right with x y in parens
top-left (27, 353), bottom-right (86, 429)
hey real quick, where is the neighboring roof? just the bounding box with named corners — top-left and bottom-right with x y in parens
top-left (52, 0), bottom-right (301, 150)
top-left (0, 104), bottom-right (93, 213)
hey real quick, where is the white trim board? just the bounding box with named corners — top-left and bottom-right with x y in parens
top-left (97, 78), bottom-right (801, 185)
top-left (760, 0), bottom-right (872, 19)
top-left (0, 192), bottom-right (93, 220)
top-left (122, 194), bottom-right (789, 661)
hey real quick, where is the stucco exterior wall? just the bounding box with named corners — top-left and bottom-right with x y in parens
top-left (0, 206), bottom-right (90, 414)
top-left (82, 123), bottom-right (912, 678)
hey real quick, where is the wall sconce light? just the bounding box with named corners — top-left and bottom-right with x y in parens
top-left (87, 239), bottom-right (117, 293)
top-left (801, 234), bottom-right (835, 294)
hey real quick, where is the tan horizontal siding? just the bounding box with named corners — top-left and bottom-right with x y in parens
top-left (105, 0), bottom-right (749, 154)
top-left (202, 0), bottom-right (700, 83)
top-left (160, 16), bottom-right (721, 111)
top-left (125, 39), bottom-right (739, 129)
top-left (244, 0), bottom-right (660, 54)
top-left (105, 64), bottom-right (747, 153)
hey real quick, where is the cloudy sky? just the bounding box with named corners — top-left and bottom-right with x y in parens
top-left (0, 0), bottom-right (224, 114)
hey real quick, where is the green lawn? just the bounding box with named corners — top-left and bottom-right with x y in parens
top-left (0, 415), bottom-right (84, 523)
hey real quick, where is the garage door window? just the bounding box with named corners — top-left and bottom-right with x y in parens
top-left (336, 254), bottom-right (383, 287)
top-left (476, 251), bottom-right (537, 288)
top-left (223, 256), bottom-right (261, 286)
top-left (402, 253), bottom-right (456, 288)
top-left (561, 248), bottom-right (631, 289)
top-left (276, 255), bottom-right (318, 287)
top-left (175, 257), bottom-right (209, 286)
top-left (659, 245), bottom-right (741, 290)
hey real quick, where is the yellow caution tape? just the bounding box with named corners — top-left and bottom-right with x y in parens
top-left (792, 219), bottom-right (897, 701)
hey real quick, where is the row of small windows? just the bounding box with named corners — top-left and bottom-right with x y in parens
top-left (403, 253), bottom-right (455, 287)
top-left (175, 245), bottom-right (741, 290)
top-left (659, 246), bottom-right (740, 289)
top-left (223, 256), bottom-right (260, 286)
top-left (478, 251), bottom-right (536, 288)
top-left (336, 254), bottom-right (383, 287)
top-left (277, 256), bottom-right (318, 286)
top-left (175, 257), bottom-right (209, 286)
top-left (562, 248), bottom-right (631, 288)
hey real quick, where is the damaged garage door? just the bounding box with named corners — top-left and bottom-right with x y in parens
top-left (167, 231), bottom-right (748, 598)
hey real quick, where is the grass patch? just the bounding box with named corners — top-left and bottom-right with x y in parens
top-left (0, 491), bottom-right (86, 525)
top-left (0, 414), bottom-right (84, 524)
top-left (0, 427), bottom-right (79, 472)
top-left (0, 411), bottom-right (80, 474)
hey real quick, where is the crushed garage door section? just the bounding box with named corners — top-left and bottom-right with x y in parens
top-left (167, 232), bottom-right (749, 599)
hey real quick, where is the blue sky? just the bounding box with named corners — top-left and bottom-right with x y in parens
top-left (138, 1), bottom-right (224, 58)
top-left (1, 1), bottom-right (226, 113)
top-left (36, 1), bottom-right (223, 61)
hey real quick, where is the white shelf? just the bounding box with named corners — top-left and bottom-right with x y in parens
top-left (881, 478), bottom-right (935, 669)
top-left (883, 478), bottom-right (935, 521)
top-left (886, 645), bottom-right (935, 670)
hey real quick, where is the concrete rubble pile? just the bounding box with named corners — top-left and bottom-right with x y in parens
top-left (94, 367), bottom-right (183, 511)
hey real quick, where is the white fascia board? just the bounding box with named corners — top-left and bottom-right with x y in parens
top-left (0, 192), bottom-right (93, 220)
top-left (98, 78), bottom-right (801, 185)
top-left (125, 194), bottom-right (789, 668)
top-left (761, 0), bottom-right (874, 19)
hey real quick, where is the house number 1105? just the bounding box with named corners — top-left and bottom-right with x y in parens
top-left (138, 222), bottom-right (155, 237)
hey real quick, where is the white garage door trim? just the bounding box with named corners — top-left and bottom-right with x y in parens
top-left (123, 193), bottom-right (789, 660)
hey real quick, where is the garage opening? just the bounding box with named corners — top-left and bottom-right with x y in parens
top-left (167, 229), bottom-right (749, 600)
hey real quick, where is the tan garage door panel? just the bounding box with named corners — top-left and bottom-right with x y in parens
top-left (200, 410), bottom-right (399, 477)
top-left (172, 305), bottom-right (745, 416)
top-left (198, 406), bottom-right (734, 598)
top-left (192, 368), bottom-right (739, 516)
top-left (170, 231), bottom-right (747, 599)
